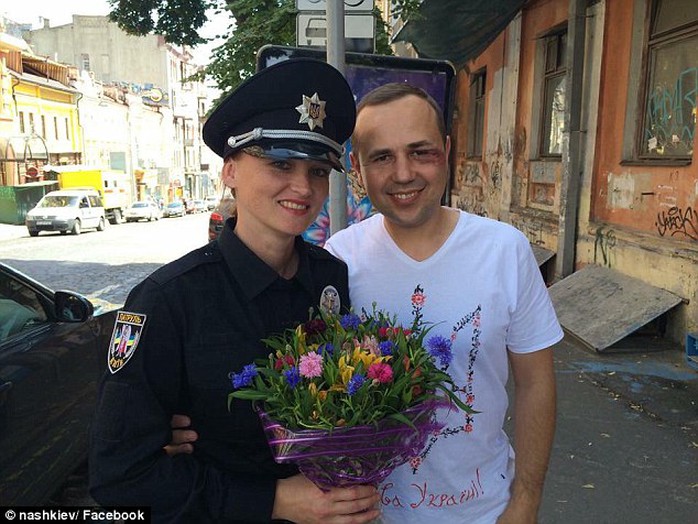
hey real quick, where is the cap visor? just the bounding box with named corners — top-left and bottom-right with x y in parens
top-left (254, 143), bottom-right (345, 172)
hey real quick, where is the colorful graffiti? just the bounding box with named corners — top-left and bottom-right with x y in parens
top-left (655, 206), bottom-right (698, 241)
top-left (644, 66), bottom-right (697, 156)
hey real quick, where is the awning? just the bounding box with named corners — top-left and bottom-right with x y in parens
top-left (392, 0), bottom-right (526, 67)
top-left (548, 266), bottom-right (684, 352)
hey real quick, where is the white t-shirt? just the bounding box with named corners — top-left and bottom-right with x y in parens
top-left (325, 210), bottom-right (563, 524)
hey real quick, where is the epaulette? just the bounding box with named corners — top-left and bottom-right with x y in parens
top-left (149, 241), bottom-right (222, 285)
top-left (306, 242), bottom-right (341, 262)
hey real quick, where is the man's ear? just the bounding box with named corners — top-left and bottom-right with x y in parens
top-left (349, 151), bottom-right (366, 188)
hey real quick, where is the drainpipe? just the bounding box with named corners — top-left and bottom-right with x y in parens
top-left (556, 0), bottom-right (587, 279)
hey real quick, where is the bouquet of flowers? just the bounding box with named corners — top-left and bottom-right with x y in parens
top-left (229, 305), bottom-right (475, 488)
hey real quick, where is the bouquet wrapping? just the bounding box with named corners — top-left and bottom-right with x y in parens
top-left (257, 399), bottom-right (450, 488)
top-left (230, 304), bottom-right (475, 488)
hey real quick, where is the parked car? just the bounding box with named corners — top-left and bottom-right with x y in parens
top-left (163, 201), bottom-right (186, 218)
top-left (192, 199), bottom-right (207, 214)
top-left (0, 262), bottom-right (119, 504)
top-left (204, 195), bottom-right (219, 211)
top-left (124, 200), bottom-right (161, 222)
top-left (208, 197), bottom-right (236, 241)
top-left (25, 189), bottom-right (107, 236)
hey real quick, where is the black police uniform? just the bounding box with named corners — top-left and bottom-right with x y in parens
top-left (89, 57), bottom-right (356, 523)
top-left (89, 220), bottom-right (350, 522)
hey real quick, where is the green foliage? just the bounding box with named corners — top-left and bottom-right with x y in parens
top-left (108, 0), bottom-right (411, 96)
top-left (229, 306), bottom-right (476, 431)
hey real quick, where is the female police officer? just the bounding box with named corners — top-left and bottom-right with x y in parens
top-left (89, 59), bottom-right (380, 523)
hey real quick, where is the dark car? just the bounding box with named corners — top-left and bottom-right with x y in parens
top-left (208, 197), bottom-right (236, 241)
top-left (0, 262), bottom-right (119, 504)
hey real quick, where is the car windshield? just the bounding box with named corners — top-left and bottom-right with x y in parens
top-left (132, 202), bottom-right (148, 208)
top-left (38, 196), bottom-right (79, 208)
top-left (168, 202), bottom-right (181, 208)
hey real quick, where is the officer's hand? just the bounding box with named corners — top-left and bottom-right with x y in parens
top-left (272, 474), bottom-right (380, 523)
top-left (164, 414), bottom-right (198, 456)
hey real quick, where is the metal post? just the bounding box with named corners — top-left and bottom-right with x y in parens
top-left (326, 1), bottom-right (348, 235)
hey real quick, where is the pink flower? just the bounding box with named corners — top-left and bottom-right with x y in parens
top-left (411, 291), bottom-right (426, 306)
top-left (299, 352), bottom-right (323, 378)
top-left (367, 362), bottom-right (393, 383)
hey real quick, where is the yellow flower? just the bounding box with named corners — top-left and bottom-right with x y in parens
top-left (338, 354), bottom-right (355, 386)
top-left (308, 382), bottom-right (318, 397)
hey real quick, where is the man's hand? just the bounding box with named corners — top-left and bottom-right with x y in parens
top-left (272, 474), bottom-right (381, 524)
top-left (164, 414), bottom-right (198, 456)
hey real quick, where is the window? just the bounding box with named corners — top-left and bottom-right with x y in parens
top-left (539, 31), bottom-right (567, 157)
top-left (54, 116), bottom-right (59, 139)
top-left (81, 53), bottom-right (91, 71)
top-left (639, 0), bottom-right (698, 159)
top-left (64, 118), bottom-right (70, 140)
top-left (19, 111), bottom-right (25, 134)
top-left (467, 69), bottom-right (486, 159)
top-left (28, 113), bottom-right (35, 134)
top-left (40, 115), bottom-right (46, 138)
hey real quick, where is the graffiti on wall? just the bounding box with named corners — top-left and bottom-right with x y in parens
top-left (655, 206), bottom-right (698, 240)
top-left (594, 227), bottom-right (617, 268)
top-left (644, 66), bottom-right (697, 156)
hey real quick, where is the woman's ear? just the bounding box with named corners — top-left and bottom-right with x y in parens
top-left (221, 157), bottom-right (237, 190)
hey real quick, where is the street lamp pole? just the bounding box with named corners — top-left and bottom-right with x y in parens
top-left (326, 1), bottom-right (348, 236)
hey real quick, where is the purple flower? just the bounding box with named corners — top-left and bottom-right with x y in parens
top-left (318, 342), bottom-right (335, 356)
top-left (379, 340), bottom-right (394, 356)
top-left (426, 335), bottom-right (453, 367)
top-left (285, 366), bottom-right (301, 389)
top-left (340, 313), bottom-right (361, 330)
top-left (347, 374), bottom-right (365, 396)
top-left (231, 364), bottom-right (258, 389)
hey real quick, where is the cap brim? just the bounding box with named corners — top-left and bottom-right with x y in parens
top-left (244, 141), bottom-right (345, 172)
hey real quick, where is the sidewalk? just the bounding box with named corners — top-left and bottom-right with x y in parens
top-left (0, 223), bottom-right (26, 243)
top-left (535, 335), bottom-right (698, 523)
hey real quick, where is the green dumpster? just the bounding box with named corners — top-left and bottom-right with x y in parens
top-left (0, 181), bottom-right (59, 224)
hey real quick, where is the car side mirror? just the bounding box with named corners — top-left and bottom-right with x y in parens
top-left (54, 291), bottom-right (94, 322)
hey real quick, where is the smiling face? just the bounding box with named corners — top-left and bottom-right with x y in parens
top-left (350, 94), bottom-right (450, 234)
top-left (221, 150), bottom-right (331, 246)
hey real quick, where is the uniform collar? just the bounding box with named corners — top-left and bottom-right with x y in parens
top-left (218, 217), bottom-right (315, 300)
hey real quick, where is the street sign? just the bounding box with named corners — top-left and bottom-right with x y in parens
top-left (297, 12), bottom-right (375, 52)
top-left (296, 0), bottom-right (373, 11)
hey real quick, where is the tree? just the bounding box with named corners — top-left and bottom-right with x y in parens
top-left (108, 0), bottom-right (414, 97)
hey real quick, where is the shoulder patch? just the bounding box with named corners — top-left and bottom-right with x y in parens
top-left (108, 311), bottom-right (147, 373)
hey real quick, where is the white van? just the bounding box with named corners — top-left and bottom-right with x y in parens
top-left (25, 189), bottom-right (107, 236)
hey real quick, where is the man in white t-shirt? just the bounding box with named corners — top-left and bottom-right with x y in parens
top-left (323, 83), bottom-right (563, 524)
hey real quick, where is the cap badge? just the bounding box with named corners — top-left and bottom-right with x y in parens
top-left (296, 92), bottom-right (326, 130)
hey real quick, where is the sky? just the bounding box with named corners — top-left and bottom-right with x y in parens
top-left (1, 0), bottom-right (233, 66)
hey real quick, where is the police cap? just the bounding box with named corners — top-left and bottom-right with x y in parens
top-left (202, 58), bottom-right (355, 172)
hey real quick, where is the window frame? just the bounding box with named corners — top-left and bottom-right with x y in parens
top-left (538, 30), bottom-right (567, 158)
top-left (623, 0), bottom-right (698, 165)
top-left (467, 68), bottom-right (487, 160)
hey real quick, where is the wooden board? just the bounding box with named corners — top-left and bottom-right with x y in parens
top-left (548, 266), bottom-right (683, 352)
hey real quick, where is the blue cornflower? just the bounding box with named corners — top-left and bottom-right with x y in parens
top-left (347, 374), bottom-right (366, 396)
top-left (426, 335), bottom-right (453, 367)
top-left (379, 340), bottom-right (394, 356)
top-left (231, 363), bottom-right (258, 389)
top-left (284, 366), bottom-right (301, 389)
top-left (318, 342), bottom-right (335, 356)
top-left (340, 313), bottom-right (361, 330)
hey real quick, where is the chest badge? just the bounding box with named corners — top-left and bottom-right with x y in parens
top-left (108, 311), bottom-right (147, 374)
top-left (319, 285), bottom-right (341, 315)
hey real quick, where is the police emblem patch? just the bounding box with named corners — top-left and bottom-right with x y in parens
top-left (108, 311), bottom-right (146, 373)
top-left (296, 92), bottom-right (326, 130)
top-left (319, 285), bottom-right (340, 315)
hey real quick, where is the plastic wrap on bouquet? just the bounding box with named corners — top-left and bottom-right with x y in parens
top-left (257, 399), bottom-right (450, 488)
